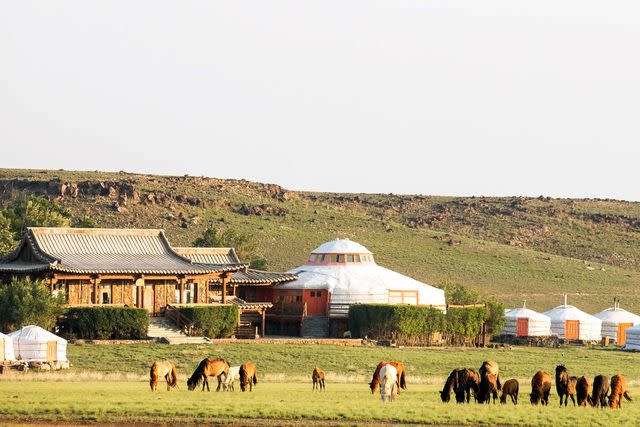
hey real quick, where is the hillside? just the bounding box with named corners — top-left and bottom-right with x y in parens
top-left (0, 168), bottom-right (638, 313)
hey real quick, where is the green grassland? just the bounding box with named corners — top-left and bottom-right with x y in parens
top-left (1, 343), bottom-right (640, 425)
top-left (0, 168), bottom-right (639, 313)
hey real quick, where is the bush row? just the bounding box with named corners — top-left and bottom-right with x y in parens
top-left (177, 305), bottom-right (238, 338)
top-left (348, 304), bottom-right (493, 345)
top-left (65, 307), bottom-right (148, 339)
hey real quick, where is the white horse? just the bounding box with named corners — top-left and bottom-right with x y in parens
top-left (222, 365), bottom-right (241, 391)
top-left (379, 363), bottom-right (398, 402)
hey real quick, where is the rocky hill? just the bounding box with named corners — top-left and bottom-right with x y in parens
top-left (1, 168), bottom-right (638, 313)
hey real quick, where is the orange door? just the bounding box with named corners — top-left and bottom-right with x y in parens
top-left (565, 320), bottom-right (580, 340)
top-left (516, 318), bottom-right (529, 336)
top-left (46, 341), bottom-right (57, 362)
top-left (617, 323), bottom-right (634, 345)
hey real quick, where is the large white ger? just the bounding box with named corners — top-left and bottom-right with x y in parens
top-left (543, 300), bottom-right (602, 341)
top-left (502, 306), bottom-right (552, 337)
top-left (9, 325), bottom-right (68, 362)
top-left (0, 332), bottom-right (16, 362)
top-left (624, 326), bottom-right (640, 351)
top-left (280, 239), bottom-right (446, 318)
top-left (593, 302), bottom-right (640, 344)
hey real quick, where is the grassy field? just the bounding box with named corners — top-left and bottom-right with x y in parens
top-left (1, 168), bottom-right (640, 313)
top-left (1, 343), bottom-right (640, 425)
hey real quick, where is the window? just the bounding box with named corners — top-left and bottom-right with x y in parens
top-left (309, 254), bottom-right (317, 263)
top-left (388, 290), bottom-right (418, 305)
top-left (354, 254), bottom-right (361, 263)
top-left (330, 254), bottom-right (339, 263)
top-left (317, 291), bottom-right (322, 298)
top-left (311, 291), bottom-right (315, 297)
top-left (102, 292), bottom-right (110, 304)
top-left (347, 254), bottom-right (355, 263)
top-left (337, 254), bottom-right (345, 263)
top-left (318, 254), bottom-right (326, 263)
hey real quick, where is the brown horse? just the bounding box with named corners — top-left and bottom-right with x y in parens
top-left (576, 376), bottom-right (591, 407)
top-left (500, 379), bottom-right (519, 405)
top-left (440, 369), bottom-right (460, 403)
top-left (590, 375), bottom-right (610, 408)
top-left (479, 361), bottom-right (501, 391)
top-left (608, 374), bottom-right (632, 409)
top-left (312, 367), bottom-right (325, 391)
top-left (455, 369), bottom-right (480, 403)
top-left (370, 361), bottom-right (407, 395)
top-left (555, 365), bottom-right (577, 406)
top-left (187, 358), bottom-right (229, 391)
top-left (149, 360), bottom-right (178, 391)
top-left (530, 371), bottom-right (552, 405)
top-left (239, 362), bottom-right (258, 392)
top-left (478, 372), bottom-right (499, 404)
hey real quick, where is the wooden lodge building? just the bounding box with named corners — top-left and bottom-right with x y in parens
top-left (0, 227), bottom-right (298, 337)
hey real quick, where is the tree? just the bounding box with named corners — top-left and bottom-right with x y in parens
top-left (3, 196), bottom-right (71, 235)
top-left (0, 276), bottom-right (64, 332)
top-left (0, 211), bottom-right (16, 256)
top-left (446, 283), bottom-right (481, 305)
top-left (444, 282), bottom-right (506, 337)
top-left (72, 216), bottom-right (98, 228)
top-left (194, 226), bottom-right (268, 269)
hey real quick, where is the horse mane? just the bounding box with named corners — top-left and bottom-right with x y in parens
top-left (187, 358), bottom-right (210, 387)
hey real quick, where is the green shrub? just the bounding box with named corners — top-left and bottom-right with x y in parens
top-left (348, 304), bottom-right (493, 346)
top-left (177, 305), bottom-right (238, 338)
top-left (0, 276), bottom-right (64, 332)
top-left (65, 307), bottom-right (148, 340)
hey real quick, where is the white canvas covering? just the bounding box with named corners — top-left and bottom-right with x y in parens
top-left (624, 325), bottom-right (640, 351)
top-left (280, 239), bottom-right (446, 318)
top-left (8, 325), bottom-right (67, 362)
top-left (593, 307), bottom-right (640, 342)
top-left (502, 307), bottom-right (552, 336)
top-left (543, 305), bottom-right (602, 341)
top-left (0, 332), bottom-right (16, 361)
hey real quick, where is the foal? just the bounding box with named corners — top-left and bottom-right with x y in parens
top-left (312, 367), bottom-right (326, 391)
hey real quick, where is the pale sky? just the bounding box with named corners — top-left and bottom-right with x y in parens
top-left (1, 1), bottom-right (639, 200)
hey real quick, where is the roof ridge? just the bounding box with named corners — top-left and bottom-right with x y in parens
top-left (28, 227), bottom-right (165, 236)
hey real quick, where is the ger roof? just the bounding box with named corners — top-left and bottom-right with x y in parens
top-left (174, 247), bottom-right (298, 285)
top-left (311, 239), bottom-right (372, 254)
top-left (593, 307), bottom-right (640, 324)
top-left (0, 227), bottom-right (245, 275)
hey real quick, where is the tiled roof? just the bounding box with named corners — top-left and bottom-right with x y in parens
top-left (0, 228), bottom-right (245, 275)
top-left (175, 247), bottom-right (298, 285)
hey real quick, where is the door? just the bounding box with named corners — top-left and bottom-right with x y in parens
top-left (305, 290), bottom-right (328, 316)
top-left (143, 284), bottom-right (155, 313)
top-left (617, 323), bottom-right (634, 345)
top-left (516, 318), bottom-right (529, 337)
top-left (46, 341), bottom-right (57, 362)
top-left (565, 320), bottom-right (580, 340)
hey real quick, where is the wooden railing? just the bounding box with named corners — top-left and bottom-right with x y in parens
top-left (268, 301), bottom-right (306, 317)
top-left (163, 304), bottom-right (194, 336)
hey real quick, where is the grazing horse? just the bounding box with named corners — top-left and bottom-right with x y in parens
top-left (555, 365), bottom-right (577, 406)
top-left (222, 366), bottom-right (240, 392)
top-left (379, 363), bottom-right (398, 402)
top-left (239, 362), bottom-right (258, 392)
top-left (479, 361), bottom-right (501, 391)
top-left (370, 361), bottom-right (407, 395)
top-left (187, 358), bottom-right (229, 392)
top-left (440, 369), bottom-right (460, 403)
top-left (312, 367), bottom-right (326, 392)
top-left (149, 360), bottom-right (178, 391)
top-left (590, 375), bottom-right (610, 408)
top-left (608, 374), bottom-right (632, 409)
top-left (478, 372), bottom-right (499, 404)
top-left (530, 371), bottom-right (552, 405)
top-left (455, 369), bottom-right (480, 403)
top-left (576, 376), bottom-right (591, 407)
top-left (500, 379), bottom-right (519, 405)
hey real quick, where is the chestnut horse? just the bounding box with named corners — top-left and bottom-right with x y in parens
top-left (187, 358), bottom-right (229, 391)
top-left (440, 369), bottom-right (460, 403)
top-left (530, 371), bottom-right (552, 405)
top-left (312, 367), bottom-right (326, 391)
top-left (149, 360), bottom-right (178, 391)
top-left (500, 379), bottom-right (519, 405)
top-left (478, 372), bottom-right (499, 404)
top-left (479, 361), bottom-right (501, 390)
top-left (370, 361), bottom-right (407, 395)
top-left (239, 362), bottom-right (258, 392)
top-left (576, 376), bottom-right (591, 406)
top-left (608, 374), bottom-right (632, 409)
top-left (455, 369), bottom-right (480, 403)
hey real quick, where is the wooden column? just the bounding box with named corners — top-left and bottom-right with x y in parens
top-left (232, 284), bottom-right (237, 297)
top-left (205, 280), bottom-right (210, 304)
top-left (110, 283), bottom-right (114, 304)
top-left (261, 308), bottom-right (266, 337)
top-left (221, 275), bottom-right (228, 304)
top-left (93, 277), bottom-right (101, 305)
top-left (179, 278), bottom-right (184, 304)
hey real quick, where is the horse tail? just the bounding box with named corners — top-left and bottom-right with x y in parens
top-left (169, 363), bottom-right (178, 388)
top-left (624, 391), bottom-right (632, 402)
top-left (400, 368), bottom-right (407, 390)
top-left (253, 371), bottom-right (258, 385)
top-left (149, 362), bottom-right (157, 391)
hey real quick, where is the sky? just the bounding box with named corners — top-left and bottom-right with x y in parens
top-left (1, 1), bottom-right (639, 200)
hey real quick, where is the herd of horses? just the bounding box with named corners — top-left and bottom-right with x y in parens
top-left (150, 358), bottom-right (632, 409)
top-left (440, 361), bottom-right (633, 409)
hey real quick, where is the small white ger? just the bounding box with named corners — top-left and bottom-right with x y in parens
top-left (379, 363), bottom-right (398, 402)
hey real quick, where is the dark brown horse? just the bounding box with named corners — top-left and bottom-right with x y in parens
top-left (500, 379), bottom-right (519, 405)
top-left (478, 372), bottom-right (499, 404)
top-left (455, 369), bottom-right (480, 403)
top-left (576, 376), bottom-right (591, 407)
top-left (479, 361), bottom-right (501, 390)
top-left (608, 374), bottom-right (632, 409)
top-left (440, 369), bottom-right (460, 403)
top-left (239, 362), bottom-right (258, 392)
top-left (590, 375), bottom-right (610, 408)
top-left (187, 358), bottom-right (229, 391)
top-left (530, 371), bottom-right (552, 405)
top-left (149, 360), bottom-right (178, 391)
top-left (555, 365), bottom-right (577, 406)
top-left (370, 361), bottom-right (407, 395)
top-left (312, 367), bottom-right (325, 391)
